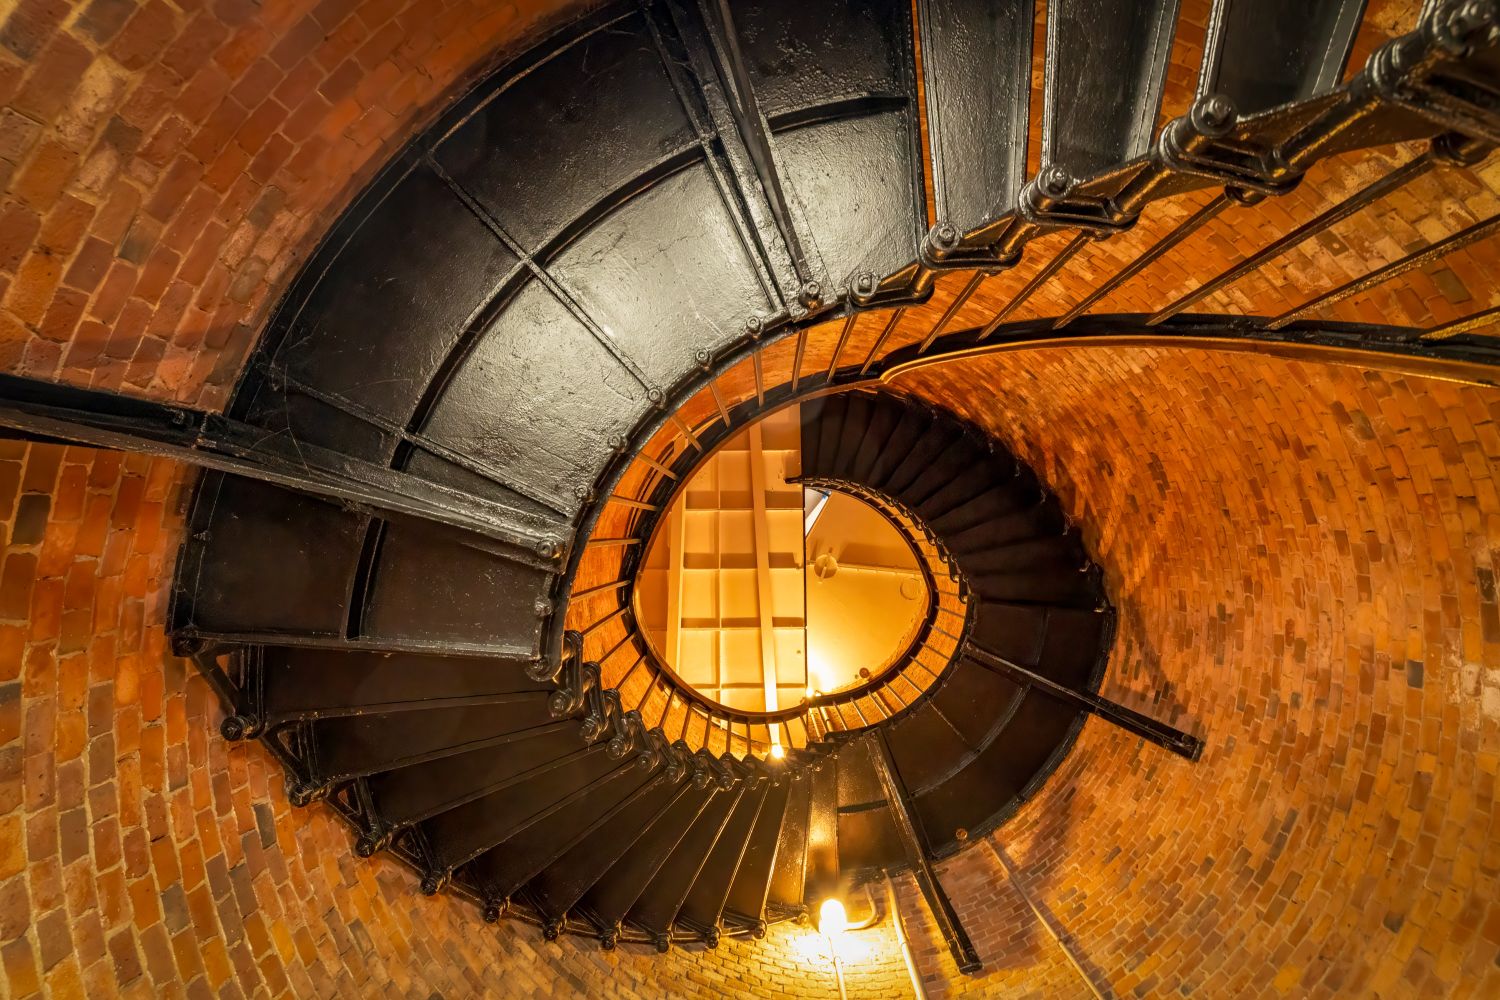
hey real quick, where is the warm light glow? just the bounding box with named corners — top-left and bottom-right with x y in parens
top-left (769, 742), bottom-right (785, 760)
top-left (818, 898), bottom-right (848, 937)
top-left (807, 648), bottom-right (832, 692)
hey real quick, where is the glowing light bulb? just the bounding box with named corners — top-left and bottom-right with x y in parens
top-left (818, 898), bottom-right (848, 937)
top-left (769, 742), bottom-right (785, 760)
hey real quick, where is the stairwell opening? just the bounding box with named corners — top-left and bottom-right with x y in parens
top-left (632, 402), bottom-right (936, 721)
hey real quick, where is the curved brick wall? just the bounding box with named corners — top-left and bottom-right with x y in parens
top-left (0, 444), bottom-right (916, 996)
top-left (897, 350), bottom-right (1500, 998)
top-left (3, 0), bottom-right (1499, 997)
top-left (0, 0), bottom-right (592, 409)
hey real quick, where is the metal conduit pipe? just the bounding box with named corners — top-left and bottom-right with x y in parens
top-left (886, 873), bottom-right (930, 1000)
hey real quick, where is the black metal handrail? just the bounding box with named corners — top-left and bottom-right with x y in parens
top-left (567, 383), bottom-right (976, 760)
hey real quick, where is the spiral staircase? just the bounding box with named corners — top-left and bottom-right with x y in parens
top-left (0, 0), bottom-right (1496, 972)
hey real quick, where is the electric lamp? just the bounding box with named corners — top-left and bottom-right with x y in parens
top-left (818, 898), bottom-right (848, 938)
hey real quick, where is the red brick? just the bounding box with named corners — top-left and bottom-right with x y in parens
top-left (36, 195), bottom-right (95, 256)
top-left (10, 138), bottom-right (79, 209)
top-left (61, 237), bottom-right (114, 293)
top-left (88, 260), bottom-right (137, 325)
top-left (0, 0), bottom-right (69, 60)
top-left (0, 4), bottom-right (1489, 997)
top-left (131, 244), bottom-right (180, 303)
top-left (281, 92), bottom-right (330, 144)
top-left (143, 156), bottom-right (205, 223)
top-left (38, 286), bottom-right (87, 343)
top-left (0, 203), bottom-right (42, 272)
top-left (76, 0), bottom-right (135, 46)
top-left (202, 141), bottom-right (251, 193)
top-left (160, 185), bottom-right (219, 256)
top-left (61, 319), bottom-right (110, 371)
top-left (92, 183), bottom-right (141, 246)
top-left (10, 33), bottom-right (92, 122)
top-left (138, 115), bottom-right (195, 170)
top-left (109, 1), bottom-right (181, 73)
top-left (0, 107), bottom-right (44, 164)
top-left (227, 57), bottom-right (282, 110)
top-left (234, 98), bottom-right (285, 154)
top-left (185, 97), bottom-right (249, 165)
top-left (4, 252), bottom-right (63, 326)
top-left (268, 15), bottom-right (325, 71)
top-left (160, 12), bottom-right (231, 84)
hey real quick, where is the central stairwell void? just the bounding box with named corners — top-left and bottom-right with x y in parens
top-left (0, 0), bottom-right (1478, 974)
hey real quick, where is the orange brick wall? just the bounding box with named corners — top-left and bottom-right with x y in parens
top-left (0, 0), bottom-right (593, 409)
top-left (896, 350), bottom-right (1500, 998)
top-left (0, 440), bottom-right (918, 998)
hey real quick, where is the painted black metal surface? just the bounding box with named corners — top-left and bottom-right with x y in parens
top-left (918, 0), bottom-right (1034, 253)
top-left (1041, 0), bottom-right (1180, 181)
top-left (1199, 0), bottom-right (1368, 116)
top-left (796, 389), bottom-right (1119, 863)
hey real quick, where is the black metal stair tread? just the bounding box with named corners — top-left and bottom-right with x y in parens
top-left (367, 722), bottom-right (587, 830)
top-left (884, 701), bottom-right (980, 795)
top-left (526, 775), bottom-right (692, 923)
top-left (677, 780), bottom-right (771, 934)
top-left (952, 532), bottom-right (1087, 576)
top-left (627, 785), bottom-right (745, 935)
top-left (878, 421), bottom-right (964, 498)
top-left (466, 761), bottom-right (656, 904)
top-left (912, 464), bottom-right (1009, 525)
top-left (831, 394), bottom-right (874, 481)
top-left (864, 404), bottom-right (933, 487)
top-left (425, 744), bottom-right (621, 871)
top-left (969, 602), bottom-right (1050, 666)
top-left (848, 396), bottom-right (903, 484)
top-left (929, 475), bottom-right (1041, 536)
top-left (911, 691), bottom-right (1082, 855)
top-left (1027, 607), bottom-right (1113, 690)
top-left (580, 782), bottom-right (717, 930)
top-left (156, 0), bottom-right (1470, 940)
top-left (941, 503), bottom-right (1068, 553)
top-left (838, 803), bottom-right (905, 872)
top-left (927, 656), bottom-right (1028, 751)
top-left (899, 433), bottom-right (987, 509)
top-left (972, 567), bottom-right (1102, 609)
top-left (723, 778), bottom-right (793, 926)
top-left (765, 772), bottom-right (812, 911)
top-left (259, 647), bottom-right (548, 718)
top-left (815, 397), bottom-right (847, 479)
top-left (310, 699), bottom-right (558, 781)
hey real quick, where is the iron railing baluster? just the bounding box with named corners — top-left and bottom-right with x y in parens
top-left (979, 233), bottom-right (1092, 339)
top-left (1422, 303), bottom-right (1500, 339)
top-left (706, 376), bottom-right (732, 424)
top-left (827, 313), bottom-right (858, 377)
top-left (916, 271), bottom-right (987, 353)
top-left (1055, 193), bottom-right (1234, 328)
top-left (791, 326), bottom-right (809, 390)
top-left (1267, 213), bottom-right (1500, 329)
top-left (1146, 141), bottom-right (1480, 325)
top-left (860, 310), bottom-right (907, 374)
top-left (570, 578), bottom-right (631, 601)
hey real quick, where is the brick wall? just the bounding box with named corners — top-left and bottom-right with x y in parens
top-left (897, 350), bottom-right (1500, 998)
top-left (0, 0), bottom-right (595, 410)
top-left (0, 441), bottom-right (919, 998)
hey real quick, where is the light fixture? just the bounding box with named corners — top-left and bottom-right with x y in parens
top-left (818, 898), bottom-right (848, 938)
top-left (769, 742), bottom-right (785, 760)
